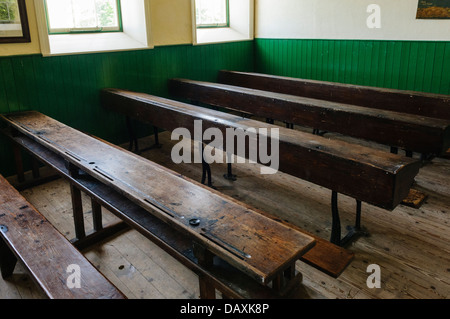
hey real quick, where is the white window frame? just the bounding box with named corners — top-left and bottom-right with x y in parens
top-left (195, 0), bottom-right (229, 29)
top-left (35, 0), bottom-right (153, 56)
top-left (191, 0), bottom-right (254, 45)
top-left (44, 0), bottom-right (122, 34)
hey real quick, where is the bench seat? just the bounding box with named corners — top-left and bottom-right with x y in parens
top-left (1, 111), bottom-right (319, 298)
top-left (0, 174), bottom-right (126, 299)
top-left (3, 127), bottom-right (353, 297)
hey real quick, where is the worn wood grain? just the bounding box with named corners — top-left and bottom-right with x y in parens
top-left (0, 111), bottom-right (315, 285)
top-left (3, 131), bottom-right (294, 299)
top-left (169, 78), bottom-right (450, 155)
top-left (101, 88), bottom-right (421, 210)
top-left (2, 131), bottom-right (448, 300)
top-left (0, 174), bottom-right (126, 299)
top-left (218, 70), bottom-right (450, 121)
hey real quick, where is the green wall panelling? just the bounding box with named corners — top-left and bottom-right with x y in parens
top-left (0, 41), bottom-right (254, 176)
top-left (255, 39), bottom-right (450, 95)
top-left (2, 38), bottom-right (448, 177)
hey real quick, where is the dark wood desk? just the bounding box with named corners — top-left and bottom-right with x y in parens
top-left (1, 111), bottom-right (316, 298)
top-left (218, 70), bottom-right (450, 121)
top-left (169, 78), bottom-right (450, 156)
top-left (101, 88), bottom-right (421, 247)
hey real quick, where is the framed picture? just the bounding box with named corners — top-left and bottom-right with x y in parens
top-left (0, 0), bottom-right (31, 43)
top-left (417, 0), bottom-right (450, 19)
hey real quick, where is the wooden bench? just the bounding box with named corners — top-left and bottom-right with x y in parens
top-left (218, 70), bottom-right (450, 121)
top-left (100, 88), bottom-right (421, 248)
top-left (0, 174), bottom-right (126, 299)
top-left (168, 78), bottom-right (450, 157)
top-left (1, 111), bottom-right (319, 298)
top-left (218, 70), bottom-right (450, 158)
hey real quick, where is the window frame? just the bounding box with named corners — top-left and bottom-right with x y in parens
top-left (44, 0), bottom-right (123, 35)
top-left (195, 0), bottom-right (229, 29)
top-left (192, 0), bottom-right (254, 46)
top-left (35, 0), bottom-right (153, 56)
top-left (0, 0), bottom-right (30, 43)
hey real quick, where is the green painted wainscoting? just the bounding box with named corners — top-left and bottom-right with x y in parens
top-left (255, 39), bottom-right (450, 95)
top-left (0, 41), bottom-right (254, 176)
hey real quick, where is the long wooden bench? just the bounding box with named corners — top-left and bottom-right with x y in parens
top-left (218, 70), bottom-right (450, 121)
top-left (168, 78), bottom-right (450, 156)
top-left (2, 131), bottom-right (315, 298)
top-left (1, 111), bottom-right (319, 298)
top-left (0, 174), bottom-right (126, 299)
top-left (100, 88), bottom-right (421, 248)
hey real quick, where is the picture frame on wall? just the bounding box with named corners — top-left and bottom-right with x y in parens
top-left (416, 0), bottom-right (450, 19)
top-left (0, 0), bottom-right (31, 43)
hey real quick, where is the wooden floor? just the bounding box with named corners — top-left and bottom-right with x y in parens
top-left (1, 126), bottom-right (449, 299)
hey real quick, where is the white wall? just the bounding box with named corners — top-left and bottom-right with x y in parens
top-left (255, 0), bottom-right (450, 41)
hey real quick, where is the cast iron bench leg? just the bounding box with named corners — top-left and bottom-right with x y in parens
top-left (330, 191), bottom-right (368, 247)
top-left (201, 144), bottom-right (213, 188)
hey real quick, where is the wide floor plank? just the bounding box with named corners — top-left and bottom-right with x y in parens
top-left (2, 129), bottom-right (448, 299)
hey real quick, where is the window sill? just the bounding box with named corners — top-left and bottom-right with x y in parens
top-left (191, 0), bottom-right (254, 46)
top-left (35, 0), bottom-right (152, 57)
top-left (45, 32), bottom-right (152, 56)
top-left (194, 27), bottom-right (252, 45)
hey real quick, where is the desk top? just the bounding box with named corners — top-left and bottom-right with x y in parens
top-left (102, 88), bottom-right (421, 210)
top-left (1, 111), bottom-right (315, 284)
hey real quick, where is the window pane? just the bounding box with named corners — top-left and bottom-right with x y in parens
top-left (0, 0), bottom-right (20, 23)
top-left (95, 0), bottom-right (119, 28)
top-left (196, 0), bottom-right (227, 26)
top-left (0, 0), bottom-right (23, 37)
top-left (46, 0), bottom-right (120, 31)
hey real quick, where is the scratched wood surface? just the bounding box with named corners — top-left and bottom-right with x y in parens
top-left (2, 122), bottom-right (354, 280)
top-left (101, 88), bottom-right (421, 210)
top-left (2, 130), bottom-right (448, 300)
top-left (169, 78), bottom-right (450, 155)
top-left (0, 174), bottom-right (126, 299)
top-left (218, 70), bottom-right (450, 122)
top-left (0, 111), bottom-right (316, 285)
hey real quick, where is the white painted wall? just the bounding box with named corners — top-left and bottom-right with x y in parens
top-left (255, 0), bottom-right (450, 41)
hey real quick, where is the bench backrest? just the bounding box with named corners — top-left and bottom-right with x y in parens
top-left (218, 70), bottom-right (450, 121)
top-left (0, 174), bottom-right (126, 299)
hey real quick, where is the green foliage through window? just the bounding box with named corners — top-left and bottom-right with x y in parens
top-left (0, 0), bottom-right (19, 23)
top-left (45, 0), bottom-right (122, 34)
top-left (195, 0), bottom-right (229, 28)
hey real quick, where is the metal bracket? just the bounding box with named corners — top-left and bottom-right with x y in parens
top-left (312, 129), bottom-right (328, 136)
top-left (223, 163), bottom-right (237, 181)
top-left (390, 146), bottom-right (414, 158)
top-left (201, 144), bottom-right (214, 188)
top-left (330, 191), bottom-right (369, 247)
top-left (126, 117), bottom-right (162, 154)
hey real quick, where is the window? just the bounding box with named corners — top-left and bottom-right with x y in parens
top-left (195, 0), bottom-right (229, 28)
top-left (192, 0), bottom-right (254, 45)
top-left (35, 0), bottom-right (152, 56)
top-left (45, 0), bottom-right (122, 34)
top-left (0, 0), bottom-right (30, 42)
top-left (0, 0), bottom-right (18, 23)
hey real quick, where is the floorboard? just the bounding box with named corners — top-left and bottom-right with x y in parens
top-left (1, 127), bottom-right (448, 299)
